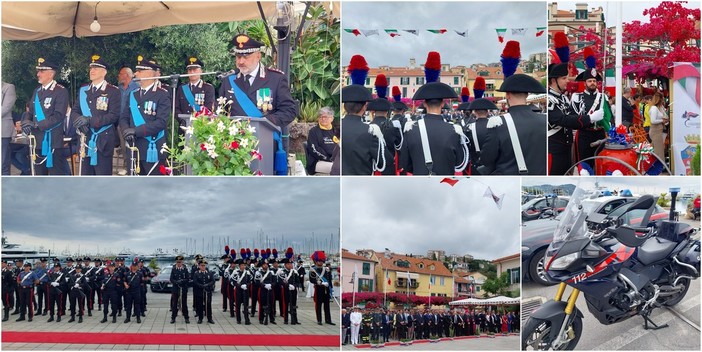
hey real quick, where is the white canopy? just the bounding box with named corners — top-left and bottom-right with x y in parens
top-left (396, 271), bottom-right (420, 279)
top-left (527, 93), bottom-right (547, 103)
top-left (449, 295), bottom-right (520, 306)
top-left (1, 1), bottom-right (276, 40)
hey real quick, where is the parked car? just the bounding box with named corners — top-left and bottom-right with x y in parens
top-left (521, 196), bottom-right (569, 221)
top-left (150, 265), bottom-right (173, 293)
top-left (522, 196), bottom-right (667, 286)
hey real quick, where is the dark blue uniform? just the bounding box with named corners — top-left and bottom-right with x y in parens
top-left (100, 269), bottom-right (120, 323)
top-left (118, 83), bottom-right (170, 175)
top-left (169, 264), bottom-right (190, 322)
top-left (22, 80), bottom-right (71, 175)
top-left (123, 269), bottom-right (142, 323)
top-left (70, 82), bottom-right (121, 175)
top-left (218, 66), bottom-right (299, 129)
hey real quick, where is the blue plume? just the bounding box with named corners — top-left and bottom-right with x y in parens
top-left (350, 70), bottom-right (368, 86)
top-left (500, 57), bottom-right (520, 78)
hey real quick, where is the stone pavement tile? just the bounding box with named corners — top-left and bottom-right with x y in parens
top-left (126, 344), bottom-right (146, 350)
top-left (79, 344), bottom-right (103, 350)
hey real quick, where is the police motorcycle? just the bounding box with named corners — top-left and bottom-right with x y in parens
top-left (522, 186), bottom-right (700, 350)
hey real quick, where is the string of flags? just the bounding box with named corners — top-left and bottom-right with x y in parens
top-left (496, 27), bottom-right (547, 42)
top-left (343, 27), bottom-right (546, 41)
top-left (439, 177), bottom-right (506, 210)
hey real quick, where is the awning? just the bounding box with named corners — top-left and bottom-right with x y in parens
top-left (1, 1), bottom-right (276, 40)
top-left (449, 295), bottom-right (520, 306)
top-left (395, 271), bottom-right (419, 279)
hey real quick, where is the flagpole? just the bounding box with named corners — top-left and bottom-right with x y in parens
top-left (428, 274), bottom-right (431, 308)
top-left (352, 264), bottom-right (357, 308)
top-left (384, 268), bottom-right (388, 308)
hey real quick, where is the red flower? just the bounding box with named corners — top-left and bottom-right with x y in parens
top-left (159, 165), bottom-right (171, 175)
top-left (230, 141), bottom-right (240, 149)
top-left (254, 170), bottom-right (263, 176)
top-left (250, 150), bottom-right (262, 160)
top-left (200, 143), bottom-right (206, 151)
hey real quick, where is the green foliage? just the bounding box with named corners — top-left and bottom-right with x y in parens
top-left (148, 258), bottom-right (160, 271)
top-left (289, 4), bottom-right (340, 116)
top-left (2, 10), bottom-right (340, 116)
top-left (481, 272), bottom-right (511, 297)
top-left (657, 193), bottom-right (671, 207)
top-left (691, 146), bottom-right (700, 176)
top-left (167, 103), bottom-right (260, 176)
top-left (298, 101), bottom-right (322, 123)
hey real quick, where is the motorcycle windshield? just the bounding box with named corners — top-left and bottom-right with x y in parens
top-left (552, 188), bottom-right (600, 244)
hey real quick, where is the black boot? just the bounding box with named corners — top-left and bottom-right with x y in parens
top-left (88, 311), bottom-right (92, 317)
top-left (136, 316), bottom-right (141, 324)
top-left (101, 316), bottom-right (107, 323)
top-left (112, 315), bottom-right (116, 323)
top-left (170, 317), bottom-right (176, 324)
top-left (197, 318), bottom-right (203, 324)
top-left (16, 315), bottom-right (25, 322)
top-left (208, 318), bottom-right (215, 324)
top-left (47, 316), bottom-right (54, 322)
top-left (56, 315), bottom-right (61, 322)
top-left (68, 315), bottom-right (75, 323)
top-left (184, 317), bottom-right (190, 324)
top-left (2, 309), bottom-right (8, 322)
top-left (124, 317), bottom-right (130, 323)
top-left (78, 316), bottom-right (83, 323)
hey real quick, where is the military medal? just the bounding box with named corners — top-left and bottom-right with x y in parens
top-left (195, 93), bottom-right (204, 106)
top-left (257, 88), bottom-right (271, 113)
top-left (43, 97), bottom-right (52, 109)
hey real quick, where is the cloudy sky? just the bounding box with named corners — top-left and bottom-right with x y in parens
top-left (523, 176), bottom-right (700, 196)
top-left (342, 1), bottom-right (547, 67)
top-left (2, 178), bottom-right (339, 256)
top-left (557, 1), bottom-right (699, 24)
top-left (341, 177), bottom-right (520, 261)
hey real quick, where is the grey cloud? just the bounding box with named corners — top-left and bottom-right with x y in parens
top-left (342, 2), bottom-right (547, 67)
top-left (342, 177), bottom-right (521, 261)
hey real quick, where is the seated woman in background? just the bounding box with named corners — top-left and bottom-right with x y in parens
top-left (306, 107), bottom-right (338, 175)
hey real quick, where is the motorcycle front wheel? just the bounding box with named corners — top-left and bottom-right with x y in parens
top-left (521, 315), bottom-right (583, 350)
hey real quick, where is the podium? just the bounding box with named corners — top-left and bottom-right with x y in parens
top-left (182, 114), bottom-right (281, 175)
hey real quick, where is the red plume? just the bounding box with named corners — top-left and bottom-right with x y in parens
top-left (474, 77), bottom-right (486, 90)
top-left (553, 32), bottom-right (568, 49)
top-left (392, 86), bottom-right (401, 96)
top-left (375, 74), bottom-right (388, 87)
top-left (425, 51), bottom-right (441, 70)
top-left (461, 87), bottom-right (470, 96)
top-left (348, 55), bottom-right (369, 72)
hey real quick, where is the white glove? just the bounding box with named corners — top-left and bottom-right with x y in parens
top-left (85, 278), bottom-right (90, 283)
top-left (322, 282), bottom-right (329, 287)
top-left (73, 284), bottom-right (80, 288)
top-left (588, 108), bottom-right (604, 123)
top-left (241, 284), bottom-right (247, 290)
top-left (289, 284), bottom-right (295, 291)
top-left (51, 282), bottom-right (59, 287)
top-left (264, 284), bottom-right (272, 290)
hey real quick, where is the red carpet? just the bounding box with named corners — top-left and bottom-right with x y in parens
top-left (2, 331), bottom-right (339, 347)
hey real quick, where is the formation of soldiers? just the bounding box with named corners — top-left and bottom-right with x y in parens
top-left (171, 247), bottom-right (334, 326)
top-left (3, 247), bottom-right (335, 329)
top-left (16, 34), bottom-right (297, 176)
top-left (2, 257), bottom-right (150, 324)
top-left (342, 307), bottom-right (519, 345)
top-left (342, 40), bottom-right (547, 176)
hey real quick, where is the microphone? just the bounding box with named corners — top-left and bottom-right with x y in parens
top-left (217, 68), bottom-right (240, 80)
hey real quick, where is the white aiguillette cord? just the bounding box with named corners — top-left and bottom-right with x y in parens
top-left (417, 118), bottom-right (434, 175)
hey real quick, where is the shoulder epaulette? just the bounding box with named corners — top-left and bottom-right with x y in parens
top-left (403, 119), bottom-right (416, 133)
top-left (267, 67), bottom-right (284, 74)
top-left (486, 115), bottom-right (503, 129)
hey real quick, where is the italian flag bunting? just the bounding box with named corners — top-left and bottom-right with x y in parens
top-left (385, 29), bottom-right (401, 37)
top-left (495, 28), bottom-right (507, 43)
top-left (403, 29), bottom-right (419, 36)
top-left (536, 27), bottom-right (546, 37)
top-left (427, 29), bottom-right (447, 34)
top-left (344, 28), bottom-right (361, 36)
